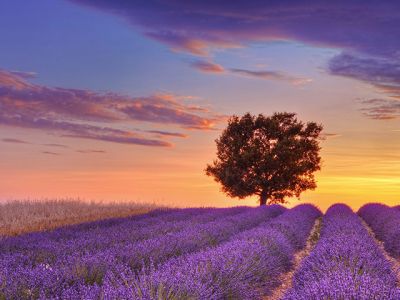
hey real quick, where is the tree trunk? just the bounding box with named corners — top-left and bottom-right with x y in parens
top-left (259, 193), bottom-right (267, 206)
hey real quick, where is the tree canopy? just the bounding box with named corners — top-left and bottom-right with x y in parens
top-left (206, 112), bottom-right (323, 205)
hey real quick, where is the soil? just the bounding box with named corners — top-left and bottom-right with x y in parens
top-left (265, 217), bottom-right (322, 300)
top-left (361, 218), bottom-right (400, 287)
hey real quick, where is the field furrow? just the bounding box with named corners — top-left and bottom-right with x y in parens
top-left (0, 206), bottom-right (285, 299)
top-left (283, 204), bottom-right (400, 299)
top-left (0, 207), bottom-right (251, 259)
top-left (2, 203), bottom-right (400, 300)
top-left (361, 219), bottom-right (400, 288)
top-left (91, 204), bottom-right (321, 300)
top-left (359, 203), bottom-right (400, 259)
top-left (266, 217), bottom-right (321, 300)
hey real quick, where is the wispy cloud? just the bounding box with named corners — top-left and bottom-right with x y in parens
top-left (62, 132), bottom-right (172, 147)
top-left (0, 69), bottom-right (34, 90)
top-left (145, 130), bottom-right (188, 138)
top-left (0, 69), bottom-right (221, 147)
top-left (69, 1), bottom-right (400, 59)
top-left (42, 151), bottom-right (60, 156)
top-left (191, 60), bottom-right (225, 73)
top-left (229, 68), bottom-right (311, 85)
top-left (9, 70), bottom-right (37, 79)
top-left (328, 53), bottom-right (400, 88)
top-left (329, 53), bottom-right (400, 120)
top-left (76, 149), bottom-right (106, 154)
top-left (190, 59), bottom-right (311, 85)
top-left (70, 1), bottom-right (400, 119)
top-left (42, 143), bottom-right (69, 148)
top-left (2, 138), bottom-right (30, 144)
top-left (321, 133), bottom-right (342, 139)
top-left (146, 31), bottom-right (240, 56)
top-left (359, 98), bottom-right (400, 120)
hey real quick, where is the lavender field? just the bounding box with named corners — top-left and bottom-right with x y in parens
top-left (1, 203), bottom-right (400, 299)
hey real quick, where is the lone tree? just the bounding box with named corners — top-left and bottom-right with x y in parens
top-left (206, 112), bottom-right (323, 205)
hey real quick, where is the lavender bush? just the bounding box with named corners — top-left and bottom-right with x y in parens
top-left (0, 206), bottom-right (285, 299)
top-left (100, 204), bottom-right (321, 300)
top-left (0, 207), bottom-right (248, 256)
top-left (6, 203), bottom-right (397, 300)
top-left (359, 203), bottom-right (400, 258)
top-left (284, 204), bottom-right (400, 300)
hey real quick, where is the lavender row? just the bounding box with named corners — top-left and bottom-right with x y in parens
top-left (0, 206), bottom-right (285, 299)
top-left (88, 204), bottom-right (286, 270)
top-left (82, 204), bottom-right (321, 300)
top-left (0, 207), bottom-right (249, 299)
top-left (284, 204), bottom-right (400, 299)
top-left (0, 206), bottom-right (249, 261)
top-left (359, 203), bottom-right (400, 258)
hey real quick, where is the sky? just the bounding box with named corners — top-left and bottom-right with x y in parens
top-left (1, 0), bottom-right (400, 211)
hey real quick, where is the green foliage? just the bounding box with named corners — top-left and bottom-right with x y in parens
top-left (206, 112), bottom-right (323, 205)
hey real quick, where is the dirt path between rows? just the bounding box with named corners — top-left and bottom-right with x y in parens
top-left (361, 218), bottom-right (400, 287)
top-left (264, 217), bottom-right (322, 300)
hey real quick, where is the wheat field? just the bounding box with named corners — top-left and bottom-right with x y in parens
top-left (0, 199), bottom-right (158, 236)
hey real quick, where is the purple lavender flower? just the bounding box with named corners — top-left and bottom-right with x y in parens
top-left (359, 203), bottom-right (400, 258)
top-left (0, 206), bottom-right (286, 299)
top-left (104, 204), bottom-right (320, 300)
top-left (284, 204), bottom-right (400, 300)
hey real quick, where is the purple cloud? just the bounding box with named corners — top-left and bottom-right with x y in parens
top-left (329, 53), bottom-right (400, 119)
top-left (70, 1), bottom-right (400, 120)
top-left (62, 132), bottom-right (172, 147)
top-left (120, 104), bottom-right (216, 129)
top-left (329, 53), bottom-right (400, 87)
top-left (0, 69), bottom-right (220, 147)
top-left (359, 98), bottom-right (400, 120)
top-left (69, 1), bottom-right (400, 58)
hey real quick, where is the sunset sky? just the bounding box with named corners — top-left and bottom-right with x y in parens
top-left (1, 1), bottom-right (400, 211)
